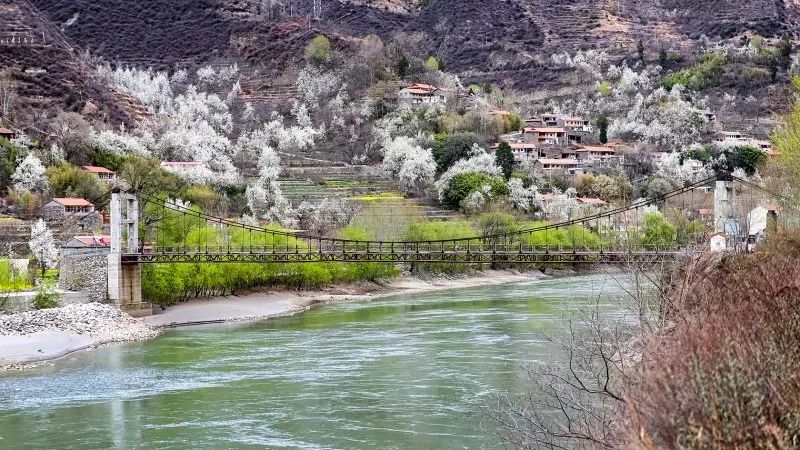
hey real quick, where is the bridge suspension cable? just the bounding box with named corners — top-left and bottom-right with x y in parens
top-left (136, 175), bottom-right (718, 246)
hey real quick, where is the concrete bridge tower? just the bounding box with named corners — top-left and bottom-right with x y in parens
top-left (714, 179), bottom-right (734, 234)
top-left (108, 191), bottom-right (151, 317)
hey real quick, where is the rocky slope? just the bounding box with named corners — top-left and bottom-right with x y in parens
top-left (3, 0), bottom-right (799, 129)
top-left (24, 0), bottom-right (800, 74)
top-left (0, 0), bottom-right (143, 128)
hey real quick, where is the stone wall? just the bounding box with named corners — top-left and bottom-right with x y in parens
top-left (58, 247), bottom-right (109, 302)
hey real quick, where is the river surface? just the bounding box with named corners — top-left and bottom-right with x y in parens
top-left (0, 273), bottom-right (633, 449)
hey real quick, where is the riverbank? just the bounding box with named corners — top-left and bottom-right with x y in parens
top-left (141, 269), bottom-right (552, 328)
top-left (0, 303), bottom-right (157, 370)
top-left (0, 269), bottom-right (559, 370)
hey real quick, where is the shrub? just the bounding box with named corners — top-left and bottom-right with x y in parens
top-left (628, 233), bottom-right (800, 447)
top-left (405, 220), bottom-right (477, 274)
top-left (305, 35), bottom-right (332, 64)
top-left (662, 51), bottom-right (727, 90)
top-left (425, 56), bottom-right (440, 71)
top-left (443, 172), bottom-right (508, 208)
top-left (518, 220), bottom-right (603, 248)
top-left (640, 212), bottom-right (677, 246)
top-left (432, 132), bottom-right (479, 172)
top-left (32, 287), bottom-right (59, 309)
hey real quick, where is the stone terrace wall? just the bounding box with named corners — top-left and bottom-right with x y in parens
top-left (59, 247), bottom-right (109, 303)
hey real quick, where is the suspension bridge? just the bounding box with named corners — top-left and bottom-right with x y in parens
top-left (102, 174), bottom-right (794, 316)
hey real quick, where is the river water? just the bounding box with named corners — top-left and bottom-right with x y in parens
top-left (0, 273), bottom-right (633, 449)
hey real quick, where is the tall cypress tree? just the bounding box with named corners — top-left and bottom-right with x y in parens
top-left (495, 141), bottom-right (515, 180)
top-left (597, 116), bottom-right (609, 144)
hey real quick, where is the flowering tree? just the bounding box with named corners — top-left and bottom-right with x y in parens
top-left (382, 136), bottom-right (436, 195)
top-left (245, 146), bottom-right (295, 226)
top-left (92, 129), bottom-right (150, 156)
top-left (29, 219), bottom-right (58, 276)
top-left (655, 151), bottom-right (711, 185)
top-left (296, 66), bottom-right (342, 108)
top-left (508, 178), bottom-right (543, 212)
top-left (12, 154), bottom-right (48, 193)
top-left (434, 148), bottom-right (502, 201)
top-left (543, 188), bottom-right (580, 221)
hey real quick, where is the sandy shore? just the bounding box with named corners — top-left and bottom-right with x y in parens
top-left (1, 270), bottom-right (549, 370)
top-left (142, 269), bottom-right (547, 328)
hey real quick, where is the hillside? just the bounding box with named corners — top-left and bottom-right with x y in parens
top-left (24, 0), bottom-right (800, 76)
top-left (2, 0), bottom-right (799, 133)
top-left (0, 0), bottom-right (142, 129)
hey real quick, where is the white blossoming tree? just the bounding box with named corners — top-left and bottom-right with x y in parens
top-left (508, 178), bottom-right (543, 213)
top-left (382, 136), bottom-right (436, 196)
top-left (12, 154), bottom-right (48, 193)
top-left (245, 146), bottom-right (296, 226)
top-left (543, 188), bottom-right (580, 221)
top-left (29, 219), bottom-right (58, 276)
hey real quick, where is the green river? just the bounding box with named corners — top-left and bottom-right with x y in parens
top-left (0, 273), bottom-right (631, 449)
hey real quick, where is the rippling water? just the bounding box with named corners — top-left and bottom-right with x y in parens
top-left (0, 273), bottom-right (632, 449)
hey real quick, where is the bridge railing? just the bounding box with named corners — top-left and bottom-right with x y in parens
top-left (140, 243), bottom-right (685, 256)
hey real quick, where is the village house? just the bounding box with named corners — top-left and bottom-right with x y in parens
top-left (523, 127), bottom-right (567, 146)
top-left (562, 117), bottom-right (593, 133)
top-left (82, 165), bottom-right (116, 181)
top-left (575, 145), bottom-right (623, 167)
top-left (40, 198), bottom-right (102, 230)
top-left (397, 83), bottom-right (446, 107)
top-left (491, 142), bottom-right (542, 164)
top-left (532, 158), bottom-right (584, 177)
top-left (62, 235), bottom-right (112, 248)
top-left (0, 127), bottom-right (16, 141)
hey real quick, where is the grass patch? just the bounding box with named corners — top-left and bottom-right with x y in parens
top-left (0, 259), bottom-right (33, 292)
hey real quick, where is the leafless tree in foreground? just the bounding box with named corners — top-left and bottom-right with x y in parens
top-left (486, 255), bottom-right (693, 449)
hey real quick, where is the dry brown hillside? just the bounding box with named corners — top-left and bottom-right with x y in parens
top-left (3, 0), bottom-right (800, 129)
top-left (0, 0), bottom-right (140, 129)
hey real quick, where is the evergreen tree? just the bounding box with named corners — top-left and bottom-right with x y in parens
top-left (659, 47), bottom-right (668, 68)
top-left (778, 34), bottom-right (792, 70)
top-left (597, 116), bottom-right (609, 144)
top-left (397, 56), bottom-right (409, 79)
top-left (495, 141), bottom-right (514, 180)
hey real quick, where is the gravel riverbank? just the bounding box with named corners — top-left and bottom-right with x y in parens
top-left (0, 304), bottom-right (157, 370)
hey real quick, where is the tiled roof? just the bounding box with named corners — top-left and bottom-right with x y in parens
top-left (73, 235), bottom-right (111, 246)
top-left (53, 198), bottom-right (93, 207)
top-left (82, 165), bottom-right (115, 174)
top-left (537, 158), bottom-right (581, 165)
top-left (525, 127), bottom-right (567, 133)
top-left (161, 161), bottom-right (207, 169)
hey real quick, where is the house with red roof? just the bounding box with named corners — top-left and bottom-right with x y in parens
top-left (40, 198), bottom-right (102, 230)
top-left (82, 165), bottom-right (116, 181)
top-left (397, 83), bottom-right (446, 107)
top-left (0, 127), bottom-right (16, 141)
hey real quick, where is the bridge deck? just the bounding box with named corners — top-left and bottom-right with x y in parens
top-left (123, 246), bottom-right (684, 264)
